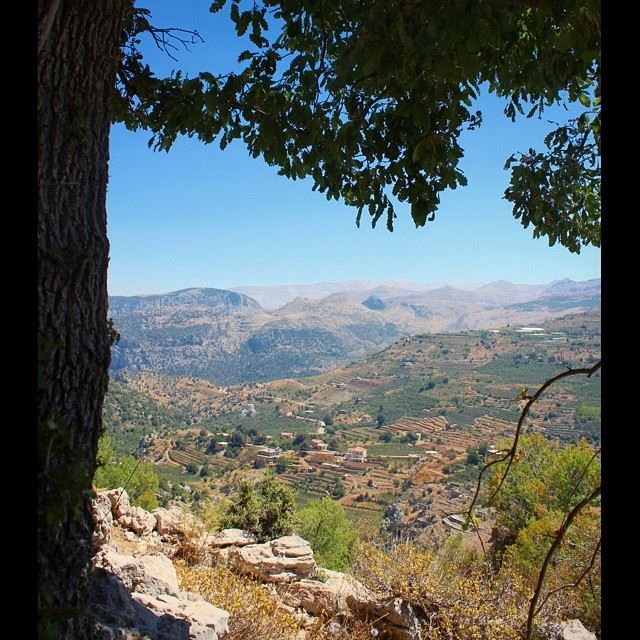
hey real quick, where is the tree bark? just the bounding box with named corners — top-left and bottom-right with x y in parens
top-left (38, 2), bottom-right (129, 636)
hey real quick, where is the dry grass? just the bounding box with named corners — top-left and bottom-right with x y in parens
top-left (352, 541), bottom-right (534, 640)
top-left (175, 561), bottom-right (301, 640)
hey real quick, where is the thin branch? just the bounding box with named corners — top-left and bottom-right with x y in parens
top-left (147, 26), bottom-right (204, 62)
top-left (564, 447), bottom-right (601, 508)
top-left (112, 456), bottom-right (143, 515)
top-left (533, 537), bottom-right (601, 617)
top-left (464, 360), bottom-right (601, 522)
top-left (525, 484), bottom-right (601, 640)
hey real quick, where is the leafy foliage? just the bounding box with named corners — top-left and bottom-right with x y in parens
top-left (116, 1), bottom-right (600, 252)
top-left (220, 471), bottom-right (298, 541)
top-left (93, 435), bottom-right (160, 510)
top-left (486, 434), bottom-right (601, 632)
top-left (297, 497), bottom-right (359, 570)
top-left (487, 433), bottom-right (600, 536)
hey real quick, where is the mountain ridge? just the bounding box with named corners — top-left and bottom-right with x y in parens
top-left (109, 278), bottom-right (600, 385)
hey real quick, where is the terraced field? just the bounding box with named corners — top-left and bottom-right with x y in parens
top-left (107, 310), bottom-right (600, 525)
top-left (343, 506), bottom-right (384, 538)
top-left (168, 447), bottom-right (208, 467)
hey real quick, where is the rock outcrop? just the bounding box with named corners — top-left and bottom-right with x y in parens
top-left (132, 593), bottom-right (229, 640)
top-left (226, 534), bottom-right (316, 583)
top-left (346, 592), bottom-right (423, 640)
top-left (90, 491), bottom-right (230, 639)
top-left (89, 495), bottom-right (598, 640)
top-left (92, 492), bottom-right (113, 549)
top-left (152, 506), bottom-right (185, 536)
top-left (544, 619), bottom-right (597, 640)
top-left (283, 569), bottom-right (372, 617)
top-left (118, 506), bottom-right (157, 536)
top-left (92, 549), bottom-right (179, 598)
top-left (103, 487), bottom-right (131, 519)
top-left (209, 528), bottom-right (257, 548)
top-left (90, 567), bottom-right (228, 640)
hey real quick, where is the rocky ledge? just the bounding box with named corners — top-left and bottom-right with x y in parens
top-left (89, 488), bottom-right (598, 640)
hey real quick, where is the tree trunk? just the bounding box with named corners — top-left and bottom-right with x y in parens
top-left (38, 2), bottom-right (129, 637)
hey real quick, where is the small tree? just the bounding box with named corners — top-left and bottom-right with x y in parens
top-left (297, 497), bottom-right (359, 571)
top-left (333, 482), bottom-right (346, 499)
top-left (220, 472), bottom-right (298, 541)
top-left (466, 447), bottom-right (480, 466)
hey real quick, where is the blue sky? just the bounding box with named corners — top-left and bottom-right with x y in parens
top-left (107, 1), bottom-right (600, 296)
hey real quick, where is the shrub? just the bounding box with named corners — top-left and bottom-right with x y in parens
top-left (176, 561), bottom-right (300, 640)
top-left (297, 498), bottom-right (359, 571)
top-left (352, 541), bottom-right (532, 639)
top-left (220, 471), bottom-right (298, 541)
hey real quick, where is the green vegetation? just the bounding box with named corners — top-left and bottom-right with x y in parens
top-left (487, 434), bottom-right (601, 633)
top-left (128, 1), bottom-right (599, 253)
top-left (488, 433), bottom-right (600, 543)
top-left (94, 435), bottom-right (160, 510)
top-left (297, 498), bottom-right (359, 571)
top-left (102, 379), bottom-right (190, 456)
top-left (220, 472), bottom-right (298, 542)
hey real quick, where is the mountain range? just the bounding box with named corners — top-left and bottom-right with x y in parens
top-left (109, 278), bottom-right (600, 385)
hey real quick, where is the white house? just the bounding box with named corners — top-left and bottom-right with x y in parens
top-left (345, 446), bottom-right (367, 463)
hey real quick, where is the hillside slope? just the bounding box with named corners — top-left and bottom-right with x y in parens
top-left (109, 280), bottom-right (600, 384)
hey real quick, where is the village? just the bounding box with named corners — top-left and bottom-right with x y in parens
top-left (122, 315), bottom-right (601, 547)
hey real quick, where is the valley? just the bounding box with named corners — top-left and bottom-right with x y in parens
top-left (104, 308), bottom-right (601, 550)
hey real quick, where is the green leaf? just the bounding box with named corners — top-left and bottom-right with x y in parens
top-left (209, 0), bottom-right (226, 13)
top-left (579, 94), bottom-right (591, 108)
top-left (230, 2), bottom-right (239, 23)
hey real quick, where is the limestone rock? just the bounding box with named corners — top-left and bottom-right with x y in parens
top-left (132, 592), bottom-right (230, 639)
top-left (153, 505), bottom-right (187, 536)
top-left (92, 492), bottom-right (113, 549)
top-left (558, 620), bottom-right (597, 640)
top-left (91, 570), bottom-right (218, 640)
top-left (138, 554), bottom-right (180, 597)
top-left (118, 506), bottom-right (157, 536)
top-left (92, 550), bottom-right (147, 594)
top-left (103, 488), bottom-right (131, 519)
top-left (92, 549), bottom-right (177, 598)
top-left (347, 592), bottom-right (422, 640)
top-left (180, 590), bottom-right (206, 602)
top-left (227, 535), bottom-right (316, 583)
top-left (284, 569), bottom-right (371, 617)
top-left (209, 528), bottom-right (257, 548)
top-left (89, 567), bottom-right (144, 639)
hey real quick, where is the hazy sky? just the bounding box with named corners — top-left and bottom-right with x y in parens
top-left (107, 1), bottom-right (600, 296)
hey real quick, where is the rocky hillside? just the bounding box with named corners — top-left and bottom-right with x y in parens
top-left (90, 488), bottom-right (598, 640)
top-left (109, 279), bottom-right (600, 385)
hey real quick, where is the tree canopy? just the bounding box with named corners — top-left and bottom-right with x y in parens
top-left (297, 497), bottom-right (359, 570)
top-left (220, 471), bottom-right (298, 541)
top-left (116, 0), bottom-right (600, 252)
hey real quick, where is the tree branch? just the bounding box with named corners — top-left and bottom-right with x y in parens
top-left (464, 360), bottom-right (601, 523)
top-left (525, 485), bottom-right (601, 640)
top-left (147, 26), bottom-right (204, 62)
top-left (533, 537), bottom-right (601, 618)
